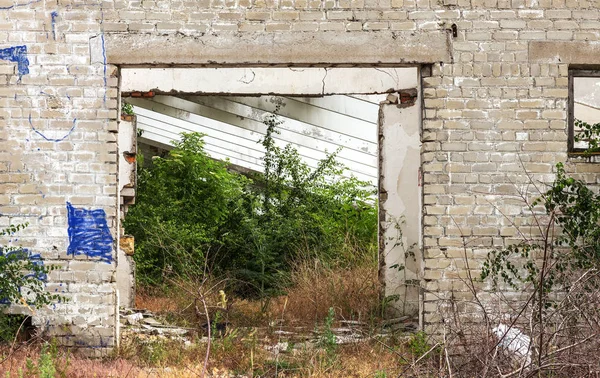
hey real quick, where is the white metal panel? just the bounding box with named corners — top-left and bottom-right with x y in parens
top-left (131, 94), bottom-right (382, 185)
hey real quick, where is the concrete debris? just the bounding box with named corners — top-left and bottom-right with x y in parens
top-left (264, 342), bottom-right (289, 355)
top-left (124, 312), bottom-right (143, 325)
top-left (273, 330), bottom-right (295, 336)
top-left (381, 316), bottom-right (411, 326)
top-left (121, 308), bottom-right (418, 358)
top-left (335, 333), bottom-right (363, 344)
top-left (340, 320), bottom-right (366, 326)
top-left (141, 317), bottom-right (162, 326)
top-left (120, 308), bottom-right (192, 341)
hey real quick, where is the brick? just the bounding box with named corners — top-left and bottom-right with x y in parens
top-left (6, 0), bottom-right (600, 349)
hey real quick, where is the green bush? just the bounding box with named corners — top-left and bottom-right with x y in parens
top-left (123, 132), bottom-right (248, 286)
top-left (124, 113), bottom-right (377, 296)
top-left (0, 223), bottom-right (61, 345)
top-left (482, 162), bottom-right (600, 293)
top-left (0, 313), bottom-right (27, 343)
top-left (0, 223), bottom-right (60, 308)
top-left (574, 119), bottom-right (600, 153)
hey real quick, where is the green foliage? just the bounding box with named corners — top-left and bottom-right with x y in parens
top-left (0, 224), bottom-right (61, 309)
top-left (123, 132), bottom-right (248, 286)
top-left (0, 313), bottom-right (27, 343)
top-left (121, 102), bottom-right (134, 116)
top-left (481, 162), bottom-right (600, 294)
top-left (317, 307), bottom-right (337, 358)
top-left (574, 119), bottom-right (600, 153)
top-left (125, 112), bottom-right (377, 296)
top-left (407, 331), bottom-right (430, 357)
top-left (36, 344), bottom-right (57, 378)
top-left (21, 340), bottom-right (68, 378)
top-left (226, 112), bottom-right (377, 295)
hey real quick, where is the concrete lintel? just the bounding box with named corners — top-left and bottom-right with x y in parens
top-left (106, 31), bottom-right (450, 66)
top-left (120, 67), bottom-right (419, 95)
top-left (529, 41), bottom-right (600, 64)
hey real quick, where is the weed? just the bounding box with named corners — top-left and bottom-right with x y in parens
top-left (121, 102), bottom-right (134, 116)
top-left (316, 307), bottom-right (337, 367)
top-left (138, 337), bottom-right (169, 367)
top-left (407, 331), bottom-right (430, 357)
top-left (19, 340), bottom-right (68, 378)
top-left (126, 117), bottom-right (377, 296)
top-left (0, 314), bottom-right (27, 343)
top-left (36, 343), bottom-right (57, 378)
top-left (276, 261), bottom-right (379, 324)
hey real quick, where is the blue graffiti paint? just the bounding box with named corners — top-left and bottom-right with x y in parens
top-left (0, 0), bottom-right (42, 10)
top-left (50, 11), bottom-right (58, 40)
top-left (99, 7), bottom-right (107, 101)
top-left (66, 202), bottom-right (113, 263)
top-left (0, 247), bottom-right (46, 305)
top-left (29, 114), bottom-right (76, 142)
top-left (101, 33), bottom-right (107, 92)
top-left (0, 45), bottom-right (29, 76)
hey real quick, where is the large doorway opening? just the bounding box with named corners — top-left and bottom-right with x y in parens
top-left (116, 67), bottom-right (422, 323)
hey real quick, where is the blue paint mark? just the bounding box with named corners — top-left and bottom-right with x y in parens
top-left (50, 11), bottom-right (58, 40)
top-left (29, 114), bottom-right (76, 142)
top-left (99, 8), bottom-right (107, 101)
top-left (0, 248), bottom-right (46, 305)
top-left (101, 33), bottom-right (107, 92)
top-left (66, 202), bottom-right (113, 263)
top-left (0, 45), bottom-right (29, 76)
top-left (0, 0), bottom-right (42, 10)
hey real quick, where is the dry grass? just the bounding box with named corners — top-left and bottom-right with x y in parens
top-left (0, 343), bottom-right (144, 377)
top-left (0, 258), bottom-right (408, 377)
top-left (271, 260), bottom-right (380, 325)
top-left (135, 261), bottom-right (380, 328)
top-left (0, 330), bottom-right (418, 378)
top-left (0, 337), bottom-right (412, 378)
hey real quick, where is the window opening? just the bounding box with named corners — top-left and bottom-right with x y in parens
top-left (569, 70), bottom-right (600, 153)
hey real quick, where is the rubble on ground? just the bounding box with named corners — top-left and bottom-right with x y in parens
top-left (119, 308), bottom-right (418, 355)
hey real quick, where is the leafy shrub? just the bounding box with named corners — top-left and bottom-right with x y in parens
top-left (223, 113), bottom-right (377, 295)
top-left (0, 313), bottom-right (27, 343)
top-left (574, 119), bottom-right (600, 153)
top-left (123, 132), bottom-right (248, 286)
top-left (481, 162), bottom-right (600, 294)
top-left (125, 112), bottom-right (377, 297)
top-left (407, 331), bottom-right (430, 357)
top-left (0, 223), bottom-right (60, 308)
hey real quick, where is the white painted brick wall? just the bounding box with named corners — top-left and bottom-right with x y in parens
top-left (2, 0), bottom-right (600, 349)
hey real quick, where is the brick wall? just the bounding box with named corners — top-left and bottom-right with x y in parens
top-left (2, 0), bottom-right (600, 349)
top-left (0, 1), bottom-right (119, 354)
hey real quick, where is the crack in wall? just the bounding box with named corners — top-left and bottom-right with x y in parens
top-left (321, 67), bottom-right (328, 95)
top-left (238, 69), bottom-right (256, 84)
